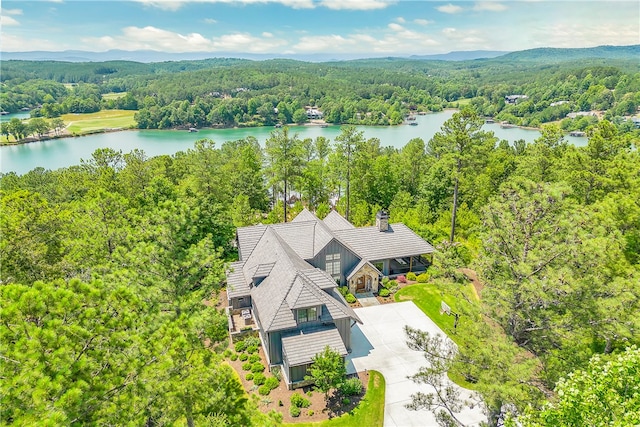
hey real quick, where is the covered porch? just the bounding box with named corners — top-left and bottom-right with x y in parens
top-left (374, 254), bottom-right (432, 277)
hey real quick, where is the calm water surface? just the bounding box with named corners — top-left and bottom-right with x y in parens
top-left (0, 110), bottom-right (586, 175)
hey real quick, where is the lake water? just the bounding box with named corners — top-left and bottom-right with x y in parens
top-left (0, 111), bottom-right (587, 175)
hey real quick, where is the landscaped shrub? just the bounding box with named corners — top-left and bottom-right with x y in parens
top-left (239, 353), bottom-right (249, 361)
top-left (242, 362), bottom-right (253, 371)
top-left (253, 372), bottom-right (266, 385)
top-left (381, 276), bottom-right (390, 286)
top-left (272, 365), bottom-right (282, 381)
top-left (290, 393), bottom-right (311, 408)
top-left (342, 397), bottom-right (351, 405)
top-left (234, 340), bottom-right (247, 352)
top-left (264, 377), bottom-right (279, 390)
top-left (251, 362), bottom-right (265, 373)
top-left (246, 345), bottom-right (258, 354)
top-left (230, 353), bottom-right (238, 361)
top-left (397, 275), bottom-right (407, 283)
top-left (278, 400), bottom-right (283, 407)
top-left (338, 286), bottom-right (349, 297)
top-left (417, 273), bottom-right (429, 283)
top-left (378, 288), bottom-right (390, 297)
top-left (307, 410), bottom-right (314, 416)
top-left (339, 378), bottom-right (363, 396)
top-left (258, 385), bottom-right (271, 395)
top-left (223, 348), bottom-right (233, 358)
top-left (407, 272), bottom-right (417, 281)
top-left (389, 279), bottom-right (398, 288)
top-left (249, 354), bottom-right (261, 363)
top-left (289, 406), bottom-right (301, 417)
top-left (268, 410), bottom-right (283, 423)
top-left (243, 336), bottom-right (261, 348)
top-left (345, 293), bottom-right (356, 304)
top-left (245, 373), bottom-right (254, 381)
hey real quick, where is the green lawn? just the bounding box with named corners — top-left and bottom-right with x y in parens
top-left (287, 370), bottom-right (385, 427)
top-left (62, 109), bottom-right (136, 134)
top-left (102, 92), bottom-right (128, 100)
top-left (395, 282), bottom-right (478, 346)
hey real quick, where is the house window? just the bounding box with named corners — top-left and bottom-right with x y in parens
top-left (325, 253), bottom-right (341, 278)
top-left (297, 307), bottom-right (317, 323)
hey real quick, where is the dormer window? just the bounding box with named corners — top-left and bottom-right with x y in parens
top-left (297, 306), bottom-right (318, 323)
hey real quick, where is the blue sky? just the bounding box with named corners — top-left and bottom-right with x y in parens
top-left (1, 1), bottom-right (638, 56)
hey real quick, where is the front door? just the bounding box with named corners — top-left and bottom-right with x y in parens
top-left (356, 276), bottom-right (366, 292)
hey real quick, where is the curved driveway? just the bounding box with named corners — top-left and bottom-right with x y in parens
top-left (346, 301), bottom-right (486, 427)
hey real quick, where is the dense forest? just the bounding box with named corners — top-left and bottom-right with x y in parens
top-left (2, 105), bottom-right (639, 424)
top-left (1, 46), bottom-right (640, 425)
top-left (2, 45), bottom-right (640, 133)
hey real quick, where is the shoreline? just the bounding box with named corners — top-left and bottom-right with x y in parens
top-left (2, 113), bottom-right (592, 147)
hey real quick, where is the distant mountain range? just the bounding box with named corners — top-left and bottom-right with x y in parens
top-left (1, 45), bottom-right (638, 63)
top-left (409, 50), bottom-right (509, 61)
top-left (0, 49), bottom-right (510, 63)
top-left (500, 45), bottom-right (640, 61)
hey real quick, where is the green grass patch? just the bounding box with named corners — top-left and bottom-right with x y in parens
top-left (454, 98), bottom-right (472, 106)
top-left (102, 92), bottom-right (127, 100)
top-left (286, 370), bottom-right (385, 427)
top-left (62, 109), bottom-right (136, 134)
top-left (395, 282), bottom-right (478, 346)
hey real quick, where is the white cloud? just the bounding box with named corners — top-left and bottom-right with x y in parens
top-left (388, 23), bottom-right (404, 31)
top-left (135, 0), bottom-right (391, 11)
top-left (1, 15), bottom-right (20, 26)
top-left (414, 19), bottom-right (433, 26)
top-left (2, 8), bottom-right (23, 15)
top-left (262, 31), bottom-right (273, 37)
top-left (204, 18), bottom-right (217, 24)
top-left (319, 0), bottom-right (391, 10)
top-left (437, 3), bottom-right (463, 14)
top-left (441, 27), bottom-right (486, 45)
top-left (80, 26), bottom-right (288, 53)
top-left (292, 28), bottom-right (438, 54)
top-left (0, 34), bottom-right (62, 51)
top-left (1, 8), bottom-right (22, 25)
top-left (395, 17), bottom-right (405, 23)
top-left (530, 22), bottom-right (640, 49)
top-left (473, 2), bottom-right (507, 12)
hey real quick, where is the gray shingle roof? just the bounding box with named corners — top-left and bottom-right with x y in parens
top-left (236, 213), bottom-right (334, 261)
top-left (226, 261), bottom-right (250, 298)
top-left (291, 208), bottom-right (320, 223)
top-left (270, 221), bottom-right (333, 259)
top-left (282, 327), bottom-right (348, 366)
top-left (237, 225), bottom-right (267, 260)
top-left (334, 223), bottom-right (435, 261)
top-left (243, 227), bottom-right (361, 332)
top-left (323, 209), bottom-right (355, 231)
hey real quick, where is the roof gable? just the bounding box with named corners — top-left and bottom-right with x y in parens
top-left (323, 210), bottom-right (355, 231)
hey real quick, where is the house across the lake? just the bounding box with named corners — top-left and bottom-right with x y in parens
top-left (226, 209), bottom-right (435, 389)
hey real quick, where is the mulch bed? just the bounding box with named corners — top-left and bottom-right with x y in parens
top-left (226, 347), bottom-right (369, 423)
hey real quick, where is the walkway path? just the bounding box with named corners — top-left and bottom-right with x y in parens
top-left (354, 291), bottom-right (380, 307)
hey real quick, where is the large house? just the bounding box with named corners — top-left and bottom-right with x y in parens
top-left (226, 209), bottom-right (435, 388)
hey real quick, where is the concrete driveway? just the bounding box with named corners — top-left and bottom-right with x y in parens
top-left (346, 301), bottom-right (486, 427)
